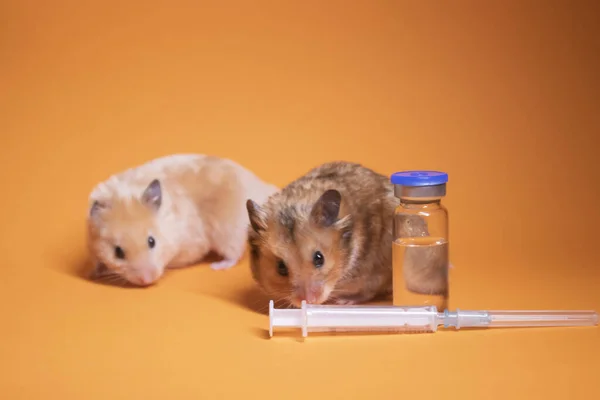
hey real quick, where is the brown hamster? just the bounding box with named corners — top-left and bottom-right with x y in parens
top-left (245, 161), bottom-right (403, 308)
top-left (87, 154), bottom-right (278, 286)
top-left (394, 214), bottom-right (449, 296)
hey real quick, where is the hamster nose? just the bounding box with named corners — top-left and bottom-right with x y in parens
top-left (135, 269), bottom-right (159, 286)
top-left (296, 283), bottom-right (324, 304)
top-left (305, 292), bottom-right (320, 304)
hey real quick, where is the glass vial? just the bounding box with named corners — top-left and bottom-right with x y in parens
top-left (390, 171), bottom-right (450, 309)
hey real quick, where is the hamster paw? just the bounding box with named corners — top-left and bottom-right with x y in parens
top-left (210, 259), bottom-right (238, 270)
top-left (332, 292), bottom-right (374, 305)
top-left (333, 298), bottom-right (359, 306)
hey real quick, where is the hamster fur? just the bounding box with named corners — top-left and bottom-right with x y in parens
top-left (245, 161), bottom-right (403, 307)
top-left (87, 154), bottom-right (278, 286)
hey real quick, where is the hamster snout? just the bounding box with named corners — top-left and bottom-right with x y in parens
top-left (291, 281), bottom-right (328, 306)
top-left (124, 267), bottom-right (162, 286)
top-left (120, 258), bottom-right (163, 286)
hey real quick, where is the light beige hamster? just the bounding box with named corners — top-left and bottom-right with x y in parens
top-left (87, 153), bottom-right (278, 286)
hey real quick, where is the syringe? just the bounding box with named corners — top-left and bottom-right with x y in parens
top-left (268, 300), bottom-right (598, 337)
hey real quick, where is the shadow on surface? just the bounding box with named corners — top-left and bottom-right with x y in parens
top-left (211, 282), bottom-right (395, 318)
top-left (62, 252), bottom-right (142, 288)
top-left (51, 236), bottom-right (227, 289)
top-left (219, 283), bottom-right (273, 315)
top-left (250, 326), bottom-right (432, 341)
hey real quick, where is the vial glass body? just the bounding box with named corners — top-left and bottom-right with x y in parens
top-left (392, 183), bottom-right (450, 309)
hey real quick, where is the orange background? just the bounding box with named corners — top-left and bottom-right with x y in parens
top-left (1, 1), bottom-right (599, 398)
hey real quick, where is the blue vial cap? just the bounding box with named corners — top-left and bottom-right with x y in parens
top-left (390, 171), bottom-right (448, 186)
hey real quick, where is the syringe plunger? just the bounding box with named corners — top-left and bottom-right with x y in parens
top-left (268, 300), bottom-right (598, 337)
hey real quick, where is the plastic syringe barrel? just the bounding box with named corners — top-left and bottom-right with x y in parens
top-left (269, 300), bottom-right (439, 337)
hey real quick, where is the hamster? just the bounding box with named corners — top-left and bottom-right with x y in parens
top-left (86, 153), bottom-right (278, 286)
top-left (245, 161), bottom-right (403, 307)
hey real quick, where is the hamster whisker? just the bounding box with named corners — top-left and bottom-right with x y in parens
top-left (247, 288), bottom-right (293, 313)
top-left (256, 304), bottom-right (269, 313)
top-left (96, 273), bottom-right (128, 287)
top-left (274, 298), bottom-right (288, 307)
top-left (266, 297), bottom-right (291, 310)
top-left (254, 297), bottom-right (289, 313)
top-left (102, 277), bottom-right (123, 286)
top-left (250, 298), bottom-right (272, 313)
top-left (279, 297), bottom-right (296, 309)
top-left (96, 274), bottom-right (119, 282)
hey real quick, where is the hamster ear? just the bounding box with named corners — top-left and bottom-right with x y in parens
top-left (89, 200), bottom-right (108, 218)
top-left (310, 189), bottom-right (341, 227)
top-left (246, 199), bottom-right (267, 233)
top-left (141, 179), bottom-right (162, 211)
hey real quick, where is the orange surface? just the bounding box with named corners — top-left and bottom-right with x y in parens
top-left (1, 1), bottom-right (599, 399)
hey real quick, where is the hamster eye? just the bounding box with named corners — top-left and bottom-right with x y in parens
top-left (313, 251), bottom-right (324, 268)
top-left (276, 260), bottom-right (288, 277)
top-left (114, 246), bottom-right (125, 260)
top-left (148, 236), bottom-right (155, 249)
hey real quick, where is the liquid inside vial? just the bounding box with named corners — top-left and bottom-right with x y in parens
top-left (392, 236), bottom-right (449, 310)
